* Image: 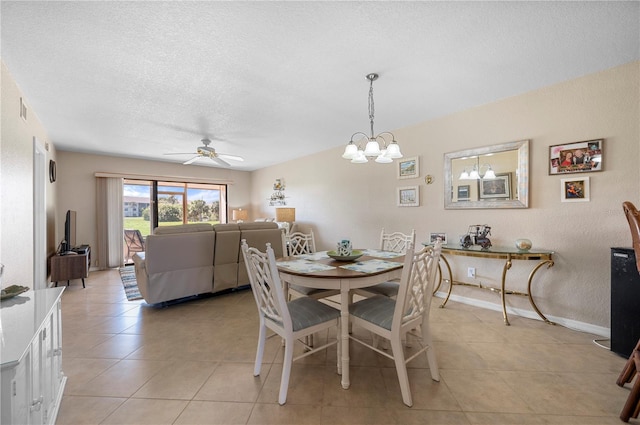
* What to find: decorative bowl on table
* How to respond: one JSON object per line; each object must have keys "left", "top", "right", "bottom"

{"left": 327, "top": 250, "right": 364, "bottom": 262}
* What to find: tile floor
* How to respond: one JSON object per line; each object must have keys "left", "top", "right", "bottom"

{"left": 55, "top": 269, "right": 637, "bottom": 424}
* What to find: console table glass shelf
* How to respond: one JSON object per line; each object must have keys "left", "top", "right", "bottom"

{"left": 424, "top": 243, "right": 555, "bottom": 326}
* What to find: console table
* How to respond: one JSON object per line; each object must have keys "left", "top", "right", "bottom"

{"left": 425, "top": 244, "right": 555, "bottom": 325}
{"left": 51, "top": 246, "right": 90, "bottom": 288}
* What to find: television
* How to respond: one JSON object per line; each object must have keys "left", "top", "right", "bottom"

{"left": 63, "top": 210, "right": 77, "bottom": 253}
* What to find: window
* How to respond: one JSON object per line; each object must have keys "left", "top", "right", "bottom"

{"left": 123, "top": 179, "right": 227, "bottom": 238}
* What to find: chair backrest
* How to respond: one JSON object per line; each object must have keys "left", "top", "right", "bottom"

{"left": 124, "top": 229, "right": 145, "bottom": 250}
{"left": 241, "top": 240, "right": 293, "bottom": 332}
{"left": 282, "top": 230, "right": 316, "bottom": 256}
{"left": 393, "top": 241, "right": 442, "bottom": 331}
{"left": 623, "top": 201, "right": 640, "bottom": 273}
{"left": 379, "top": 228, "right": 416, "bottom": 253}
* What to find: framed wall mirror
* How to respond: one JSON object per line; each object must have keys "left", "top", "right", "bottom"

{"left": 444, "top": 140, "right": 529, "bottom": 209}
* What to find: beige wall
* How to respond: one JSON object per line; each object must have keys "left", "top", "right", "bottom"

{"left": 252, "top": 61, "right": 640, "bottom": 332}
{"left": 1, "top": 62, "right": 57, "bottom": 288}
{"left": 55, "top": 151, "right": 252, "bottom": 269}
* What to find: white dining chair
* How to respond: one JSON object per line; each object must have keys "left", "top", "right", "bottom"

{"left": 241, "top": 240, "right": 340, "bottom": 405}
{"left": 282, "top": 230, "right": 340, "bottom": 346}
{"left": 283, "top": 230, "right": 340, "bottom": 299}
{"left": 348, "top": 241, "right": 442, "bottom": 407}
{"left": 282, "top": 229, "right": 317, "bottom": 256}
{"left": 354, "top": 228, "right": 416, "bottom": 299}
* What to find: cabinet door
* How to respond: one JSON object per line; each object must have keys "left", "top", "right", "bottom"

{"left": 41, "top": 315, "right": 55, "bottom": 424}
{"left": 9, "top": 355, "right": 30, "bottom": 425}
{"left": 29, "top": 331, "right": 44, "bottom": 425}
{"left": 51, "top": 301, "right": 63, "bottom": 398}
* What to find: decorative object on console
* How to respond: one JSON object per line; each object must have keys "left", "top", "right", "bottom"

{"left": 232, "top": 208, "right": 248, "bottom": 223}
{"left": 341, "top": 73, "right": 403, "bottom": 164}
{"left": 549, "top": 138, "right": 603, "bottom": 175}
{"left": 460, "top": 225, "right": 492, "bottom": 249}
{"left": 560, "top": 177, "right": 590, "bottom": 202}
{"left": 269, "top": 178, "right": 287, "bottom": 205}
{"left": 515, "top": 238, "right": 532, "bottom": 251}
{"left": 397, "top": 186, "right": 419, "bottom": 207}
{"left": 430, "top": 233, "right": 447, "bottom": 244}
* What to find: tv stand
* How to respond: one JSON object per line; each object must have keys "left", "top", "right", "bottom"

{"left": 51, "top": 245, "right": 90, "bottom": 288}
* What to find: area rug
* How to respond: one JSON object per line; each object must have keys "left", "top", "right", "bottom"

{"left": 119, "top": 265, "right": 143, "bottom": 301}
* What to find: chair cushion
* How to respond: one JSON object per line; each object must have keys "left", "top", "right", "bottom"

{"left": 286, "top": 297, "right": 340, "bottom": 332}
{"left": 363, "top": 281, "right": 399, "bottom": 297}
{"left": 350, "top": 295, "right": 395, "bottom": 330}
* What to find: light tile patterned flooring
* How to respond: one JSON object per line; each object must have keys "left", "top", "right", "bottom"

{"left": 55, "top": 269, "right": 637, "bottom": 424}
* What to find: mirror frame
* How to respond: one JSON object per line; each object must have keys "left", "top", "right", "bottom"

{"left": 444, "top": 139, "right": 529, "bottom": 209}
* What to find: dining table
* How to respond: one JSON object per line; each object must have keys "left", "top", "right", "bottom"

{"left": 276, "top": 249, "right": 404, "bottom": 390}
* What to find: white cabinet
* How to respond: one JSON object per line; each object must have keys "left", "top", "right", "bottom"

{"left": 1, "top": 287, "right": 66, "bottom": 425}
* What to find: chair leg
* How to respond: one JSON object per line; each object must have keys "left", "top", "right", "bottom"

{"left": 279, "top": 337, "right": 295, "bottom": 405}
{"left": 254, "top": 323, "right": 266, "bottom": 376}
{"left": 422, "top": 324, "right": 440, "bottom": 382}
{"left": 620, "top": 367, "right": 640, "bottom": 421}
{"left": 390, "top": 336, "right": 412, "bottom": 407}
{"left": 620, "top": 349, "right": 640, "bottom": 422}
{"left": 618, "top": 339, "right": 640, "bottom": 386}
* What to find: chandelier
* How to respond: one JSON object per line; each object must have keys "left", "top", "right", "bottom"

{"left": 341, "top": 73, "right": 403, "bottom": 164}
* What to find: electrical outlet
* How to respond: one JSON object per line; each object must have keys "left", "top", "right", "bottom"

{"left": 467, "top": 267, "right": 476, "bottom": 278}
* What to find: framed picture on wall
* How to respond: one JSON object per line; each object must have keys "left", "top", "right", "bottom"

{"left": 549, "top": 139, "right": 603, "bottom": 175}
{"left": 397, "top": 156, "right": 419, "bottom": 179}
{"left": 561, "top": 177, "right": 590, "bottom": 202}
{"left": 397, "top": 186, "right": 419, "bottom": 207}
{"left": 478, "top": 173, "right": 511, "bottom": 199}
{"left": 457, "top": 185, "right": 470, "bottom": 201}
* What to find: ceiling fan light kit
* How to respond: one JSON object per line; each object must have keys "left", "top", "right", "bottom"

{"left": 163, "top": 138, "right": 244, "bottom": 167}
{"left": 342, "top": 73, "right": 403, "bottom": 164}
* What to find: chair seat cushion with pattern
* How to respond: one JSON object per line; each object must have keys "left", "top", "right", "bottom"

{"left": 273, "top": 297, "right": 339, "bottom": 332}
{"left": 350, "top": 295, "right": 395, "bottom": 330}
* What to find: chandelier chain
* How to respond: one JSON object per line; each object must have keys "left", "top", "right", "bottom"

{"left": 368, "top": 79, "right": 375, "bottom": 137}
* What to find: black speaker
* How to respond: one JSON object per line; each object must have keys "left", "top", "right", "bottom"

{"left": 611, "top": 247, "right": 640, "bottom": 357}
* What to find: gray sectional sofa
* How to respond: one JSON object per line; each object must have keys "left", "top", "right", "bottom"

{"left": 132, "top": 222, "right": 284, "bottom": 304}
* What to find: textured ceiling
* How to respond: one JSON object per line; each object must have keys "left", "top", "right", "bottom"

{"left": 2, "top": 1, "right": 638, "bottom": 171}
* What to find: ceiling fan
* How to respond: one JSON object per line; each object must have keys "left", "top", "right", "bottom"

{"left": 164, "top": 138, "right": 244, "bottom": 167}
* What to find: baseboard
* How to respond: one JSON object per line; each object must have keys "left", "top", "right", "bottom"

{"left": 434, "top": 291, "right": 610, "bottom": 337}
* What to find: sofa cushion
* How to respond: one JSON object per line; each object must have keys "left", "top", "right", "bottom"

{"left": 238, "top": 222, "right": 278, "bottom": 230}
{"left": 153, "top": 223, "right": 213, "bottom": 235}
{"left": 213, "top": 223, "right": 240, "bottom": 232}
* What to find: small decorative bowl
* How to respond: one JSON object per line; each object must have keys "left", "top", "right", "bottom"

{"left": 327, "top": 250, "right": 364, "bottom": 262}
{"left": 515, "top": 238, "right": 532, "bottom": 251}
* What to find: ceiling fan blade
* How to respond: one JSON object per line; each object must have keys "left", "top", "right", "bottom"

{"left": 164, "top": 152, "right": 197, "bottom": 156}
{"left": 210, "top": 157, "right": 231, "bottom": 167}
{"left": 218, "top": 153, "right": 244, "bottom": 162}
{"left": 183, "top": 156, "right": 200, "bottom": 165}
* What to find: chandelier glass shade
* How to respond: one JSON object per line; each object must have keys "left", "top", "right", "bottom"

{"left": 459, "top": 163, "right": 496, "bottom": 180}
{"left": 342, "top": 73, "right": 403, "bottom": 164}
